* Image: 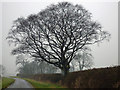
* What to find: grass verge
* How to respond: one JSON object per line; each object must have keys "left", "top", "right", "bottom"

{"left": 2, "top": 77, "right": 15, "bottom": 89}
{"left": 10, "top": 76, "right": 20, "bottom": 78}
{"left": 23, "top": 78, "right": 67, "bottom": 89}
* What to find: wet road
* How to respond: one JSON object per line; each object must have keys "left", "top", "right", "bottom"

{"left": 6, "top": 78, "right": 34, "bottom": 89}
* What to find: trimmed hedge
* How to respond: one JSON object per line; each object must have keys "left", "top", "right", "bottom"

{"left": 62, "top": 66, "right": 119, "bottom": 88}
{"left": 19, "top": 66, "right": 120, "bottom": 88}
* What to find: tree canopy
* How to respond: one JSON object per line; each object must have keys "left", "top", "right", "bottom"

{"left": 7, "top": 2, "right": 110, "bottom": 76}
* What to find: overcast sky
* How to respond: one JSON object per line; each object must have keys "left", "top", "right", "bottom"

{"left": 1, "top": 0, "right": 118, "bottom": 76}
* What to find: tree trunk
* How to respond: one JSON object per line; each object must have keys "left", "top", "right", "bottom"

{"left": 61, "top": 67, "right": 69, "bottom": 77}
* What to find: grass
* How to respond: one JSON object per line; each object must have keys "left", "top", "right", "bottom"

{"left": 2, "top": 77, "right": 15, "bottom": 89}
{"left": 23, "top": 78, "right": 67, "bottom": 89}
{"left": 10, "top": 76, "right": 20, "bottom": 78}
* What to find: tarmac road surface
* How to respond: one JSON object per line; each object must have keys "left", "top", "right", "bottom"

{"left": 6, "top": 78, "right": 34, "bottom": 90}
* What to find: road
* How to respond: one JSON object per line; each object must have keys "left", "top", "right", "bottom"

{"left": 6, "top": 78, "right": 34, "bottom": 89}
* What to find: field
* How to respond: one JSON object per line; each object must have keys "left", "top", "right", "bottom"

{"left": 2, "top": 77, "right": 15, "bottom": 89}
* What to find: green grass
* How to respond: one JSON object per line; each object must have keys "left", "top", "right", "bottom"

{"left": 2, "top": 77, "right": 15, "bottom": 89}
{"left": 23, "top": 78, "right": 67, "bottom": 89}
{"left": 10, "top": 76, "right": 20, "bottom": 78}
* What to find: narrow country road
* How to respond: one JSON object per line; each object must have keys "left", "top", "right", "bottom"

{"left": 6, "top": 78, "right": 34, "bottom": 89}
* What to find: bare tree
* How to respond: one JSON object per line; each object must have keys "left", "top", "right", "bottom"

{"left": 71, "top": 47, "right": 93, "bottom": 71}
{"left": 16, "top": 55, "right": 58, "bottom": 74}
{"left": 16, "top": 54, "right": 29, "bottom": 67}
{"left": 17, "top": 60, "right": 58, "bottom": 75}
{"left": 0, "top": 65, "right": 6, "bottom": 76}
{"left": 7, "top": 2, "right": 110, "bottom": 76}
{"left": 69, "top": 62, "right": 75, "bottom": 72}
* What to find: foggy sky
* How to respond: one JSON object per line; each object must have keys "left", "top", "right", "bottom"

{"left": 1, "top": 0, "right": 118, "bottom": 75}
{"left": 0, "top": 3, "right": 2, "bottom": 64}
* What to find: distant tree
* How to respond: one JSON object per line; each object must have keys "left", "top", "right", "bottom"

{"left": 18, "top": 61, "right": 58, "bottom": 75}
{"left": 70, "top": 47, "right": 93, "bottom": 71}
{"left": 16, "top": 55, "right": 58, "bottom": 74}
{"left": 38, "top": 61, "right": 58, "bottom": 74}
{"left": 7, "top": 2, "right": 110, "bottom": 76}
{"left": 69, "top": 62, "right": 75, "bottom": 72}
{"left": 0, "top": 65, "right": 6, "bottom": 76}
{"left": 16, "top": 54, "right": 29, "bottom": 67}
